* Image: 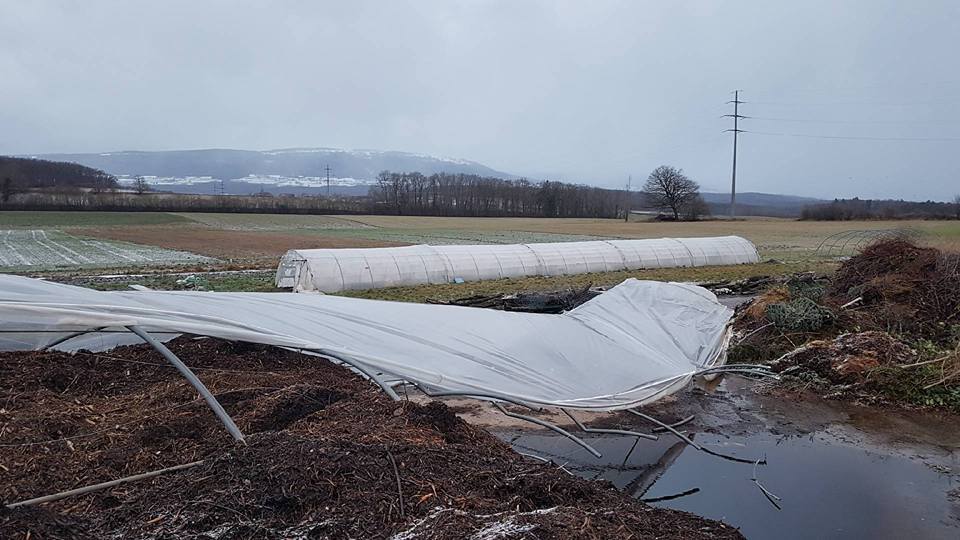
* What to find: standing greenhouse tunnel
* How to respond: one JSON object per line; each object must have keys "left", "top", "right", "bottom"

{"left": 275, "top": 235, "right": 761, "bottom": 292}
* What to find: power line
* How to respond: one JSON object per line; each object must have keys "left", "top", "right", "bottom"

{"left": 745, "top": 130, "right": 960, "bottom": 141}
{"left": 746, "top": 116, "right": 952, "bottom": 125}
{"left": 748, "top": 98, "right": 960, "bottom": 107}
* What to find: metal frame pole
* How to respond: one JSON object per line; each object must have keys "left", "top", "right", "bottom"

{"left": 41, "top": 327, "right": 106, "bottom": 351}
{"left": 493, "top": 402, "right": 602, "bottom": 458}
{"left": 561, "top": 409, "right": 658, "bottom": 441}
{"left": 305, "top": 349, "right": 401, "bottom": 401}
{"left": 126, "top": 325, "right": 245, "bottom": 443}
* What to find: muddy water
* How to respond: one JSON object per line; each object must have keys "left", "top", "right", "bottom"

{"left": 494, "top": 385, "right": 960, "bottom": 539}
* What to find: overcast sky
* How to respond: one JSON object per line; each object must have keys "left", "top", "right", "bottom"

{"left": 2, "top": 1, "right": 958, "bottom": 200}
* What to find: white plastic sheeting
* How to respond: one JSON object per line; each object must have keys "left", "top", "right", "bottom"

{"left": 275, "top": 236, "right": 760, "bottom": 292}
{"left": 0, "top": 275, "right": 733, "bottom": 410}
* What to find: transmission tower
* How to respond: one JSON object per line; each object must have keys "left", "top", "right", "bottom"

{"left": 325, "top": 165, "right": 332, "bottom": 197}
{"left": 624, "top": 175, "right": 632, "bottom": 222}
{"left": 724, "top": 90, "right": 746, "bottom": 219}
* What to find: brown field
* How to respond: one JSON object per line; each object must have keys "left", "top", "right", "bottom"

{"left": 78, "top": 215, "right": 960, "bottom": 264}
{"left": 85, "top": 226, "right": 404, "bottom": 262}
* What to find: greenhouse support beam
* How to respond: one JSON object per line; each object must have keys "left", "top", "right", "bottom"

{"left": 126, "top": 325, "right": 245, "bottom": 443}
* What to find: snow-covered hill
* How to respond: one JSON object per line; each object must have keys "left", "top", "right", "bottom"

{"left": 31, "top": 147, "right": 514, "bottom": 195}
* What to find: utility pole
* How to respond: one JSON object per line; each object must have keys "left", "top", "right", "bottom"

{"left": 324, "top": 165, "right": 332, "bottom": 197}
{"left": 724, "top": 90, "right": 745, "bottom": 219}
{"left": 624, "top": 175, "right": 632, "bottom": 222}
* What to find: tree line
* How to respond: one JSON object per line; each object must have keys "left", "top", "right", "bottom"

{"left": 0, "top": 156, "right": 117, "bottom": 201}
{"left": 1, "top": 154, "right": 716, "bottom": 220}
{"left": 0, "top": 191, "right": 367, "bottom": 214}
{"left": 372, "top": 171, "right": 641, "bottom": 218}
{"left": 800, "top": 197, "right": 960, "bottom": 220}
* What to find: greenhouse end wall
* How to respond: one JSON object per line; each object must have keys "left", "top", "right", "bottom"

{"left": 275, "top": 235, "right": 760, "bottom": 293}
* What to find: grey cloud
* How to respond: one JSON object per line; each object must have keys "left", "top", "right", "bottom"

{"left": 1, "top": 0, "right": 958, "bottom": 199}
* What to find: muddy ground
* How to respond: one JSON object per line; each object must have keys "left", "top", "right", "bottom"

{"left": 0, "top": 338, "right": 742, "bottom": 539}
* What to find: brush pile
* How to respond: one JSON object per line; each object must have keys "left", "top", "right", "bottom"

{"left": 828, "top": 239, "right": 960, "bottom": 342}
{"left": 1, "top": 338, "right": 742, "bottom": 539}
{"left": 734, "top": 239, "right": 960, "bottom": 410}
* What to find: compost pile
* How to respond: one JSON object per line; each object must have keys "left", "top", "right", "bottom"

{"left": 733, "top": 239, "right": 960, "bottom": 409}
{"left": 0, "top": 339, "right": 742, "bottom": 539}
{"left": 828, "top": 239, "right": 960, "bottom": 341}
{"left": 767, "top": 332, "right": 915, "bottom": 385}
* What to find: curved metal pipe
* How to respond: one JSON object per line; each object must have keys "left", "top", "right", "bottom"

{"left": 127, "top": 325, "right": 244, "bottom": 443}
{"left": 41, "top": 326, "right": 107, "bottom": 351}
{"left": 627, "top": 408, "right": 763, "bottom": 465}
{"left": 562, "top": 409, "right": 658, "bottom": 441}
{"left": 651, "top": 414, "right": 695, "bottom": 433}
{"left": 493, "top": 402, "right": 602, "bottom": 458}
{"left": 304, "top": 348, "right": 401, "bottom": 401}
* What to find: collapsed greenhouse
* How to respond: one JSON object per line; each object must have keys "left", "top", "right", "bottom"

{"left": 0, "top": 276, "right": 737, "bottom": 417}
{"left": 275, "top": 235, "right": 760, "bottom": 292}
{"left": 0, "top": 273, "right": 766, "bottom": 535}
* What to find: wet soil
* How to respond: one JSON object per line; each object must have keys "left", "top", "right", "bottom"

{"left": 1, "top": 338, "right": 742, "bottom": 539}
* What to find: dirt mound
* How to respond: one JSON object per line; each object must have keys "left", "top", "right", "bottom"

{"left": 826, "top": 239, "right": 960, "bottom": 342}
{"left": 1, "top": 338, "right": 741, "bottom": 539}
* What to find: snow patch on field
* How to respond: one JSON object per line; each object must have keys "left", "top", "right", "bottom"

{"left": 0, "top": 230, "right": 215, "bottom": 269}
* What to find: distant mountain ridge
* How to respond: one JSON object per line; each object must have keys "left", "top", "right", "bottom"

{"left": 19, "top": 148, "right": 824, "bottom": 216}
{"left": 28, "top": 148, "right": 515, "bottom": 182}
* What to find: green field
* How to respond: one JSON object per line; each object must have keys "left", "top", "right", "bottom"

{"left": 337, "top": 260, "right": 830, "bottom": 303}
{"left": 0, "top": 211, "right": 190, "bottom": 228}
{"left": 173, "top": 213, "right": 373, "bottom": 231}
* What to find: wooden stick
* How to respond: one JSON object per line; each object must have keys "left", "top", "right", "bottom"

{"left": 5, "top": 460, "right": 205, "bottom": 509}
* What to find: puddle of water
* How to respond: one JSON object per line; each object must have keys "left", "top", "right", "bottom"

{"left": 499, "top": 428, "right": 959, "bottom": 539}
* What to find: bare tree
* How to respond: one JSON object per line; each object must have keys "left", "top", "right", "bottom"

{"left": 642, "top": 165, "right": 701, "bottom": 220}
{"left": 954, "top": 194, "right": 960, "bottom": 219}
{"left": 683, "top": 194, "right": 711, "bottom": 221}
{"left": 1, "top": 177, "right": 15, "bottom": 203}
{"left": 133, "top": 175, "right": 150, "bottom": 195}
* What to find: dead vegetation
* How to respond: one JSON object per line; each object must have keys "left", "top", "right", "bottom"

{"left": 0, "top": 338, "right": 742, "bottom": 539}
{"left": 733, "top": 239, "right": 960, "bottom": 411}
{"left": 828, "top": 239, "right": 960, "bottom": 341}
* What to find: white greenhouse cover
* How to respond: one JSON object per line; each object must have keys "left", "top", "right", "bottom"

{"left": 0, "top": 275, "right": 732, "bottom": 410}
{"left": 276, "top": 236, "right": 759, "bottom": 293}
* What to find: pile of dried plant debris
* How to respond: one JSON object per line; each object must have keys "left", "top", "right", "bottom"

{"left": 733, "top": 239, "right": 960, "bottom": 411}
{"left": 1, "top": 338, "right": 743, "bottom": 539}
